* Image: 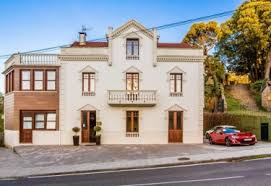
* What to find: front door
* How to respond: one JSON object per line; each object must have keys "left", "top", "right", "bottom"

{"left": 261, "top": 123, "right": 269, "bottom": 141}
{"left": 20, "top": 112, "right": 33, "bottom": 143}
{"left": 168, "top": 111, "right": 183, "bottom": 143}
{"left": 81, "top": 111, "right": 96, "bottom": 143}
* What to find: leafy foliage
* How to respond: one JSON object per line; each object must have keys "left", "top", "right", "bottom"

{"left": 216, "top": 0, "right": 271, "bottom": 81}
{"left": 183, "top": 21, "right": 221, "bottom": 55}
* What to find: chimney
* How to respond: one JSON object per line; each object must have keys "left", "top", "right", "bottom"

{"left": 106, "top": 26, "right": 113, "bottom": 41}
{"left": 79, "top": 31, "right": 87, "bottom": 45}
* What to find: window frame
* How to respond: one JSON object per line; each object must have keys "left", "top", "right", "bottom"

{"left": 126, "top": 73, "right": 139, "bottom": 91}
{"left": 46, "top": 70, "right": 56, "bottom": 91}
{"left": 34, "top": 70, "right": 45, "bottom": 91}
{"left": 21, "top": 111, "right": 57, "bottom": 131}
{"left": 126, "top": 111, "right": 139, "bottom": 134}
{"left": 170, "top": 73, "right": 183, "bottom": 96}
{"left": 126, "top": 38, "right": 139, "bottom": 60}
{"left": 20, "top": 70, "right": 31, "bottom": 91}
{"left": 5, "top": 70, "right": 14, "bottom": 94}
{"left": 82, "top": 72, "right": 95, "bottom": 96}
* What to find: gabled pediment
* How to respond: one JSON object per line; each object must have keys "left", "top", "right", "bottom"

{"left": 77, "top": 104, "right": 99, "bottom": 111}
{"left": 165, "top": 104, "right": 187, "bottom": 112}
{"left": 123, "top": 66, "right": 142, "bottom": 74}
{"left": 111, "top": 20, "right": 153, "bottom": 39}
{"left": 79, "top": 65, "right": 98, "bottom": 73}
{"left": 167, "top": 66, "right": 186, "bottom": 74}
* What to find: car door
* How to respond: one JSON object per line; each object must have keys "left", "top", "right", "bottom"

{"left": 214, "top": 128, "right": 224, "bottom": 143}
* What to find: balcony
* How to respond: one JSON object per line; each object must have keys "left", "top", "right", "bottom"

{"left": 108, "top": 90, "right": 157, "bottom": 106}
{"left": 20, "top": 54, "right": 59, "bottom": 66}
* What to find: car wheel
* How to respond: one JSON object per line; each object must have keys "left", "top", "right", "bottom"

{"left": 225, "top": 138, "right": 232, "bottom": 147}
{"left": 206, "top": 134, "right": 210, "bottom": 140}
{"left": 209, "top": 137, "right": 214, "bottom": 145}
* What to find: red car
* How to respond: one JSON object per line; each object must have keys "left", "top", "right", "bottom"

{"left": 209, "top": 127, "right": 257, "bottom": 146}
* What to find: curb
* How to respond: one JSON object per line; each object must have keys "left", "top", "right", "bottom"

{"left": 2, "top": 154, "right": 271, "bottom": 180}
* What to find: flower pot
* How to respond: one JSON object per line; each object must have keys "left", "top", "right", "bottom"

{"left": 96, "top": 136, "right": 101, "bottom": 145}
{"left": 73, "top": 136, "right": 79, "bottom": 146}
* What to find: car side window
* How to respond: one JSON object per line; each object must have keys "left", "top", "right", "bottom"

{"left": 215, "top": 128, "right": 223, "bottom": 133}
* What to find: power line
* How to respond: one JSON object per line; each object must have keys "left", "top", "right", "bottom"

{"left": 0, "top": 10, "right": 235, "bottom": 60}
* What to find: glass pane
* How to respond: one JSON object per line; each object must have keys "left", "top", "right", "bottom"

{"left": 82, "top": 112, "right": 87, "bottom": 128}
{"left": 168, "top": 112, "right": 174, "bottom": 129}
{"left": 176, "top": 112, "right": 182, "bottom": 130}
{"left": 170, "top": 80, "right": 175, "bottom": 93}
{"left": 126, "top": 78, "right": 132, "bottom": 90}
{"left": 126, "top": 112, "right": 132, "bottom": 132}
{"left": 133, "top": 79, "right": 139, "bottom": 90}
{"left": 133, "top": 42, "right": 139, "bottom": 56}
{"left": 22, "top": 71, "right": 30, "bottom": 80}
{"left": 23, "top": 116, "right": 32, "bottom": 122}
{"left": 23, "top": 121, "right": 32, "bottom": 129}
{"left": 35, "top": 114, "right": 45, "bottom": 121}
{"left": 176, "top": 79, "right": 181, "bottom": 92}
{"left": 35, "top": 71, "right": 43, "bottom": 81}
{"left": 83, "top": 78, "right": 89, "bottom": 92}
{"left": 90, "top": 78, "right": 95, "bottom": 92}
{"left": 22, "top": 81, "right": 30, "bottom": 90}
{"left": 47, "top": 81, "right": 55, "bottom": 90}
{"left": 35, "top": 121, "right": 45, "bottom": 129}
{"left": 47, "top": 113, "right": 56, "bottom": 121}
{"left": 47, "top": 121, "right": 56, "bottom": 129}
{"left": 47, "top": 71, "right": 56, "bottom": 80}
{"left": 133, "top": 112, "right": 139, "bottom": 132}
{"left": 34, "top": 81, "right": 43, "bottom": 90}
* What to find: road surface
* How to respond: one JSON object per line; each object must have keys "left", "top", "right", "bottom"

{"left": 2, "top": 158, "right": 271, "bottom": 186}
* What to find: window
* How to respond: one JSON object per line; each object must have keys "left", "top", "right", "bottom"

{"left": 126, "top": 73, "right": 139, "bottom": 91}
{"left": 170, "top": 73, "right": 183, "bottom": 96}
{"left": 126, "top": 39, "right": 139, "bottom": 60}
{"left": 22, "top": 113, "right": 32, "bottom": 129}
{"left": 34, "top": 71, "right": 44, "bottom": 90}
{"left": 21, "top": 70, "right": 31, "bottom": 90}
{"left": 21, "top": 111, "right": 57, "bottom": 130}
{"left": 5, "top": 70, "right": 14, "bottom": 93}
{"left": 47, "top": 113, "right": 56, "bottom": 129}
{"left": 82, "top": 72, "right": 95, "bottom": 96}
{"left": 35, "top": 113, "right": 45, "bottom": 129}
{"left": 126, "top": 111, "right": 139, "bottom": 136}
{"left": 168, "top": 111, "right": 183, "bottom": 130}
{"left": 46, "top": 71, "right": 56, "bottom": 90}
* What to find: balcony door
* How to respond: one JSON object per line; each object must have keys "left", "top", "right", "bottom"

{"left": 168, "top": 111, "right": 183, "bottom": 143}
{"left": 126, "top": 73, "right": 139, "bottom": 101}
{"left": 81, "top": 111, "right": 96, "bottom": 143}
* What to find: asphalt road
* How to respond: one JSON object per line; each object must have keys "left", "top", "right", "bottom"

{"left": 2, "top": 158, "right": 271, "bottom": 186}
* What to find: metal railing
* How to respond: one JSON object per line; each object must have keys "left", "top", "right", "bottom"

{"left": 108, "top": 90, "right": 157, "bottom": 106}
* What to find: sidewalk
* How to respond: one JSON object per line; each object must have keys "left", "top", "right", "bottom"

{"left": 1, "top": 142, "right": 271, "bottom": 178}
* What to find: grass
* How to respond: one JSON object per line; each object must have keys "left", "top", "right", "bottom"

{"left": 227, "top": 110, "right": 271, "bottom": 118}
{"left": 224, "top": 92, "right": 244, "bottom": 111}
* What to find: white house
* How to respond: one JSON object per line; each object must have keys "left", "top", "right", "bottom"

{"left": 3, "top": 20, "right": 204, "bottom": 147}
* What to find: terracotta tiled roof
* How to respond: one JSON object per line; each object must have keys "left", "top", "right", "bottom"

{"left": 157, "top": 42, "right": 195, "bottom": 49}
{"left": 71, "top": 41, "right": 108, "bottom": 47}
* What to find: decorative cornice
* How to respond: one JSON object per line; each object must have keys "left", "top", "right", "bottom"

{"left": 59, "top": 55, "right": 108, "bottom": 62}
{"left": 157, "top": 55, "right": 205, "bottom": 63}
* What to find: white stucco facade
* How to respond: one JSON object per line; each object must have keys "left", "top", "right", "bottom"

{"left": 58, "top": 20, "right": 204, "bottom": 145}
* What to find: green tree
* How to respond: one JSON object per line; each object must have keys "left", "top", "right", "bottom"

{"left": 183, "top": 21, "right": 221, "bottom": 55}
{"left": 216, "top": 0, "right": 271, "bottom": 81}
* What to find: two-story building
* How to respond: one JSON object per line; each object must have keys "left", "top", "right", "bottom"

{"left": 3, "top": 20, "right": 204, "bottom": 147}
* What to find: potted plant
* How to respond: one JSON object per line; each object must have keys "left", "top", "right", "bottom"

{"left": 72, "top": 127, "right": 80, "bottom": 146}
{"left": 93, "top": 124, "right": 101, "bottom": 145}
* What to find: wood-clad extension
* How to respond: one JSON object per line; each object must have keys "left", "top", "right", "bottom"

{"left": 4, "top": 66, "right": 59, "bottom": 143}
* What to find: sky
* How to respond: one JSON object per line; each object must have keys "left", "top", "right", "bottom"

{"left": 0, "top": 0, "right": 244, "bottom": 93}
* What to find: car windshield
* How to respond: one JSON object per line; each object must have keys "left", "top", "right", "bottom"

{"left": 223, "top": 128, "right": 240, "bottom": 134}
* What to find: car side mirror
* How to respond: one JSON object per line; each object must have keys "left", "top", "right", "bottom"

{"left": 219, "top": 132, "right": 223, "bottom": 135}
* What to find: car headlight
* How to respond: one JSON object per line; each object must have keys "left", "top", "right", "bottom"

{"left": 251, "top": 135, "right": 256, "bottom": 138}
{"left": 231, "top": 135, "right": 239, "bottom": 139}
